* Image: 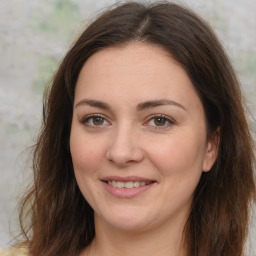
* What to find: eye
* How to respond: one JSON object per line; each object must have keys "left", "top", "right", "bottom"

{"left": 146, "top": 114, "right": 175, "bottom": 129}
{"left": 152, "top": 117, "right": 168, "bottom": 126}
{"left": 82, "top": 114, "right": 110, "bottom": 128}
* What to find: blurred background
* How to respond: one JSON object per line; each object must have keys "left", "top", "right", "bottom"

{"left": 0, "top": 0, "right": 256, "bottom": 252}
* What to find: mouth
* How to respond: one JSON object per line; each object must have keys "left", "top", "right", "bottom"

{"left": 106, "top": 180, "right": 154, "bottom": 189}
{"left": 101, "top": 176, "right": 156, "bottom": 198}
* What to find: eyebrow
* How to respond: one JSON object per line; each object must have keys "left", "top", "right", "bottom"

{"left": 137, "top": 99, "right": 186, "bottom": 111}
{"left": 75, "top": 99, "right": 186, "bottom": 111}
{"left": 75, "top": 99, "right": 111, "bottom": 109}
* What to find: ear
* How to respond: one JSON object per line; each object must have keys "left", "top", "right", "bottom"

{"left": 203, "top": 127, "right": 220, "bottom": 172}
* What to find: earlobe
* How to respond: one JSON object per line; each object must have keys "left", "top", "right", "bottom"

{"left": 203, "top": 127, "right": 220, "bottom": 172}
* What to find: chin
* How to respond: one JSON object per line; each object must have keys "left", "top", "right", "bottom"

{"left": 96, "top": 208, "right": 155, "bottom": 232}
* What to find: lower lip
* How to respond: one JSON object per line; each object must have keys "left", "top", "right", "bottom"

{"left": 102, "top": 181, "right": 156, "bottom": 199}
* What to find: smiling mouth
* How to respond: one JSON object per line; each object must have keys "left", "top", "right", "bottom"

{"left": 102, "top": 178, "right": 156, "bottom": 198}
{"left": 106, "top": 180, "right": 154, "bottom": 189}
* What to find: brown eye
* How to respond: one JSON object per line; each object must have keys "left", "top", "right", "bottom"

{"left": 82, "top": 115, "right": 110, "bottom": 128}
{"left": 93, "top": 117, "right": 104, "bottom": 125}
{"left": 154, "top": 117, "right": 167, "bottom": 126}
{"left": 147, "top": 114, "right": 174, "bottom": 130}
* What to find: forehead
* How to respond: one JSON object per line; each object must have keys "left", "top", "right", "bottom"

{"left": 78, "top": 43, "right": 179, "bottom": 83}
{"left": 75, "top": 42, "right": 201, "bottom": 111}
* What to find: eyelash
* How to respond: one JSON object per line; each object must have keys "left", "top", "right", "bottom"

{"left": 145, "top": 114, "right": 175, "bottom": 130}
{"left": 81, "top": 114, "right": 110, "bottom": 128}
{"left": 81, "top": 114, "right": 175, "bottom": 129}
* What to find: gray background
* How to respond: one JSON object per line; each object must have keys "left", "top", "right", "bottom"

{"left": 1, "top": 0, "right": 256, "bottom": 252}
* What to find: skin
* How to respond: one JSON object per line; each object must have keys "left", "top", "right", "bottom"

{"left": 70, "top": 42, "right": 219, "bottom": 256}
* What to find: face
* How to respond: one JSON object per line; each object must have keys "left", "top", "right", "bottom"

{"left": 70, "top": 43, "right": 218, "bottom": 232}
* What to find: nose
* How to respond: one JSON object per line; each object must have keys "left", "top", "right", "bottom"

{"left": 105, "top": 124, "right": 144, "bottom": 167}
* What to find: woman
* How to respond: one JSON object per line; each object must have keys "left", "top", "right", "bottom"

{"left": 2, "top": 1, "right": 255, "bottom": 256}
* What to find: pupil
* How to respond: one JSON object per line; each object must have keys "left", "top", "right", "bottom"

{"left": 93, "top": 117, "right": 104, "bottom": 125}
{"left": 154, "top": 118, "right": 166, "bottom": 126}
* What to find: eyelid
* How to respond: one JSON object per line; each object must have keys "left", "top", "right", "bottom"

{"left": 144, "top": 114, "right": 175, "bottom": 129}
{"left": 81, "top": 113, "right": 111, "bottom": 128}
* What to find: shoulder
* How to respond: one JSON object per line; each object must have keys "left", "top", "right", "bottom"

{"left": 0, "top": 244, "right": 30, "bottom": 256}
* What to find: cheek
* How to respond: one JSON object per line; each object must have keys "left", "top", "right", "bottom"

{"left": 146, "top": 133, "right": 207, "bottom": 177}
{"left": 70, "top": 130, "right": 107, "bottom": 206}
{"left": 70, "top": 129, "right": 106, "bottom": 175}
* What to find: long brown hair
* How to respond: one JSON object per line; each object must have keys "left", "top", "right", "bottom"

{"left": 19, "top": 1, "right": 256, "bottom": 255}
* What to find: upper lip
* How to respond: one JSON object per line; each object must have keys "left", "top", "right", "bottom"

{"left": 101, "top": 176, "right": 156, "bottom": 182}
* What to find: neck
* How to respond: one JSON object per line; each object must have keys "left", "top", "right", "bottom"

{"left": 83, "top": 213, "right": 188, "bottom": 256}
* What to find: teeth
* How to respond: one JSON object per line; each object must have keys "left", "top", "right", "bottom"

{"left": 124, "top": 181, "right": 133, "bottom": 189}
{"left": 107, "top": 180, "right": 152, "bottom": 188}
{"left": 133, "top": 181, "right": 140, "bottom": 188}
{"left": 117, "top": 181, "right": 124, "bottom": 188}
